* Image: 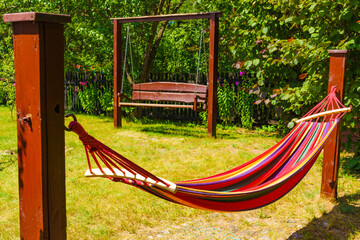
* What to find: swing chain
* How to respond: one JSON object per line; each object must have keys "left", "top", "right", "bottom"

{"left": 121, "top": 25, "right": 130, "bottom": 94}
{"left": 195, "top": 20, "right": 205, "bottom": 94}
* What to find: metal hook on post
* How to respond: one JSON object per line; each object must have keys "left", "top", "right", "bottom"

{"left": 64, "top": 113, "right": 77, "bottom": 131}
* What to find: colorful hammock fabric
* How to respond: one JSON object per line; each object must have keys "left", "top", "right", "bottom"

{"left": 68, "top": 87, "right": 350, "bottom": 212}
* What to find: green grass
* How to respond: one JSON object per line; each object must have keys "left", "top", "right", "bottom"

{"left": 1, "top": 106, "right": 360, "bottom": 239}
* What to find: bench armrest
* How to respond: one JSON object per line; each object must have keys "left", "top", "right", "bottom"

{"left": 118, "top": 93, "right": 135, "bottom": 102}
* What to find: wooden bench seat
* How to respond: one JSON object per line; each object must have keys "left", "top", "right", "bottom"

{"left": 119, "top": 82, "right": 208, "bottom": 111}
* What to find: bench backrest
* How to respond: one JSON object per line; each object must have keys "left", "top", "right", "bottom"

{"left": 132, "top": 82, "right": 207, "bottom": 103}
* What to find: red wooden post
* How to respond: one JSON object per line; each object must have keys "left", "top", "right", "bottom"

{"left": 321, "top": 49, "right": 348, "bottom": 200}
{"left": 113, "top": 20, "right": 122, "bottom": 127}
{"left": 3, "top": 12, "right": 70, "bottom": 239}
{"left": 207, "top": 13, "right": 220, "bottom": 137}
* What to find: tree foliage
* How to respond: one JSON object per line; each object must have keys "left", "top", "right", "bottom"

{"left": 0, "top": 0, "right": 186, "bottom": 75}
{"left": 1, "top": 0, "right": 360, "bottom": 148}
{"left": 196, "top": 0, "right": 360, "bottom": 143}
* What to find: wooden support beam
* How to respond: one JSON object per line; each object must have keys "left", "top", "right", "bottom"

{"left": 3, "top": 12, "right": 70, "bottom": 239}
{"left": 321, "top": 49, "right": 348, "bottom": 200}
{"left": 114, "top": 21, "right": 122, "bottom": 127}
{"left": 207, "top": 13, "right": 220, "bottom": 137}
{"left": 111, "top": 11, "right": 222, "bottom": 23}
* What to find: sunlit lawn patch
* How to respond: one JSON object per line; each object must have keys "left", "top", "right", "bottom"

{"left": 1, "top": 106, "right": 359, "bottom": 239}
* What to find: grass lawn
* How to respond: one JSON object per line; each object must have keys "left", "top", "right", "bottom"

{"left": 1, "top": 105, "right": 360, "bottom": 239}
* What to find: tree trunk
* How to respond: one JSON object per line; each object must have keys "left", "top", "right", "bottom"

{"left": 139, "top": 0, "right": 186, "bottom": 83}
{"left": 134, "top": 0, "right": 185, "bottom": 118}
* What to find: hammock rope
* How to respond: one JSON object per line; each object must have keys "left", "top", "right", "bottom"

{"left": 68, "top": 121, "right": 173, "bottom": 189}
{"left": 68, "top": 88, "right": 350, "bottom": 212}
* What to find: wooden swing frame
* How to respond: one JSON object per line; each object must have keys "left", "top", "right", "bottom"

{"left": 111, "top": 12, "right": 222, "bottom": 137}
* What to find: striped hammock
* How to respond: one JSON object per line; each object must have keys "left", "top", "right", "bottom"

{"left": 68, "top": 87, "right": 350, "bottom": 212}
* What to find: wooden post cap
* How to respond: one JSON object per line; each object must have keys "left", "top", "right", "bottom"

{"left": 3, "top": 12, "right": 71, "bottom": 23}
{"left": 328, "top": 49, "right": 348, "bottom": 55}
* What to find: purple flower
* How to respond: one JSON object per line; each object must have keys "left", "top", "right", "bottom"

{"left": 75, "top": 86, "right": 78, "bottom": 92}
{"left": 239, "top": 71, "right": 245, "bottom": 77}
{"left": 217, "top": 78, "right": 220, "bottom": 83}
{"left": 235, "top": 82, "right": 240, "bottom": 87}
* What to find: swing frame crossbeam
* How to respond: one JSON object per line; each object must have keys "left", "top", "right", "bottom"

{"left": 112, "top": 12, "right": 222, "bottom": 137}
{"left": 3, "top": 10, "right": 347, "bottom": 240}
{"left": 111, "top": 12, "right": 222, "bottom": 23}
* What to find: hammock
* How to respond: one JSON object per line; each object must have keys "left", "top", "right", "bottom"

{"left": 68, "top": 87, "right": 350, "bottom": 212}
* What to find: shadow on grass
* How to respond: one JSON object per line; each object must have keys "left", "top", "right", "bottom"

{"left": 138, "top": 125, "right": 283, "bottom": 141}
{"left": 288, "top": 192, "right": 360, "bottom": 239}
{"left": 138, "top": 124, "right": 258, "bottom": 139}
{"left": 139, "top": 125, "right": 209, "bottom": 138}
{"left": 341, "top": 155, "right": 360, "bottom": 180}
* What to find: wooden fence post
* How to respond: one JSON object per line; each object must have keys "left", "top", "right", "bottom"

{"left": 3, "top": 12, "right": 70, "bottom": 239}
{"left": 321, "top": 49, "right": 348, "bottom": 200}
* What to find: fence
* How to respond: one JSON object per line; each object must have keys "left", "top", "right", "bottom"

{"left": 65, "top": 71, "right": 111, "bottom": 113}
{"left": 64, "top": 71, "right": 279, "bottom": 124}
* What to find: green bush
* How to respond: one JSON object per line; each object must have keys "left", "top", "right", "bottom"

{"left": 77, "top": 82, "right": 99, "bottom": 115}
{"left": 99, "top": 85, "right": 114, "bottom": 116}
{"left": 237, "top": 76, "right": 256, "bottom": 129}
{"left": 217, "top": 75, "right": 257, "bottom": 129}
{"left": 217, "top": 81, "right": 236, "bottom": 125}
{"left": 0, "top": 80, "right": 16, "bottom": 118}
{"left": 0, "top": 81, "right": 7, "bottom": 105}
{"left": 77, "top": 81, "right": 114, "bottom": 116}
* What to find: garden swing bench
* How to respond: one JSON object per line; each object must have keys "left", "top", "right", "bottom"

{"left": 112, "top": 12, "right": 222, "bottom": 137}
{"left": 119, "top": 82, "right": 208, "bottom": 111}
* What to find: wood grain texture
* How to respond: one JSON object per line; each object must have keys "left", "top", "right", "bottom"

{"left": 132, "top": 91, "right": 206, "bottom": 103}
{"left": 321, "top": 50, "right": 348, "bottom": 200}
{"left": 113, "top": 21, "right": 122, "bottom": 127}
{"left": 8, "top": 13, "right": 68, "bottom": 239}
{"left": 119, "top": 102, "right": 194, "bottom": 109}
{"left": 111, "top": 12, "right": 222, "bottom": 23}
{"left": 133, "top": 82, "right": 207, "bottom": 93}
{"left": 207, "top": 13, "right": 219, "bottom": 137}
{"left": 4, "top": 12, "right": 70, "bottom": 23}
